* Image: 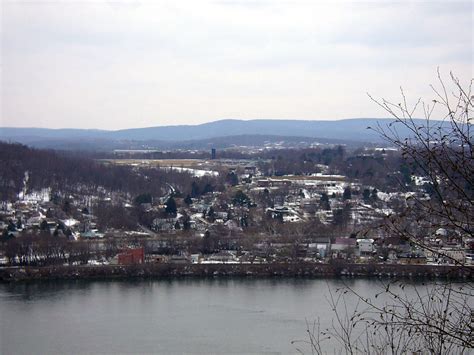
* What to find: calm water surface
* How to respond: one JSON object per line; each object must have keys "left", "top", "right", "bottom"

{"left": 0, "top": 278, "right": 411, "bottom": 354}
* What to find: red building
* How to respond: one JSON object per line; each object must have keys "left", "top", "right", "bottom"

{"left": 118, "top": 247, "right": 145, "bottom": 265}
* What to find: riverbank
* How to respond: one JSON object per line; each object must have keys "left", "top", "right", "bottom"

{"left": 0, "top": 262, "right": 472, "bottom": 282}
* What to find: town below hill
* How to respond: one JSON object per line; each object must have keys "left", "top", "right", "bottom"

{"left": 0, "top": 140, "right": 472, "bottom": 279}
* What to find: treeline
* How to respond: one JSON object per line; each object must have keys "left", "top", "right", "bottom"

{"left": 112, "top": 146, "right": 405, "bottom": 189}
{"left": 2, "top": 231, "right": 99, "bottom": 266}
{"left": 110, "top": 146, "right": 349, "bottom": 175}
{"left": 0, "top": 141, "right": 407, "bottom": 203}
{"left": 0, "top": 142, "right": 214, "bottom": 201}
{"left": 251, "top": 147, "right": 405, "bottom": 189}
{"left": 255, "top": 146, "right": 346, "bottom": 175}
{"left": 94, "top": 146, "right": 348, "bottom": 162}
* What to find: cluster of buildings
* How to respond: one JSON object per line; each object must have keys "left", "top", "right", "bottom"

{"left": 1, "top": 158, "right": 472, "bottom": 268}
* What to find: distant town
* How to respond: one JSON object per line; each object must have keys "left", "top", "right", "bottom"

{"left": 0, "top": 139, "right": 472, "bottom": 279}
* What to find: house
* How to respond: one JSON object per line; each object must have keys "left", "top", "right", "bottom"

{"left": 357, "top": 238, "right": 375, "bottom": 256}
{"left": 192, "top": 203, "right": 211, "bottom": 214}
{"left": 315, "top": 210, "right": 333, "bottom": 224}
{"left": 61, "top": 218, "right": 79, "bottom": 228}
{"left": 170, "top": 254, "right": 191, "bottom": 264}
{"left": 81, "top": 229, "right": 103, "bottom": 239}
{"left": 377, "top": 236, "right": 410, "bottom": 254}
{"left": 331, "top": 237, "right": 357, "bottom": 259}
{"left": 308, "top": 237, "right": 331, "bottom": 258}
{"left": 398, "top": 252, "right": 427, "bottom": 265}
{"left": 153, "top": 217, "right": 177, "bottom": 231}
{"left": 26, "top": 211, "right": 44, "bottom": 227}
{"left": 266, "top": 206, "right": 300, "bottom": 222}
{"left": 244, "top": 166, "right": 257, "bottom": 175}
{"left": 150, "top": 255, "right": 169, "bottom": 263}
{"left": 465, "top": 251, "right": 474, "bottom": 265}
{"left": 387, "top": 249, "right": 398, "bottom": 262}
{"left": 257, "top": 179, "right": 271, "bottom": 187}
{"left": 191, "top": 254, "right": 202, "bottom": 264}
{"left": 283, "top": 214, "right": 302, "bottom": 223}
{"left": 207, "top": 250, "right": 237, "bottom": 263}
{"left": 215, "top": 211, "right": 228, "bottom": 220}
{"left": 425, "top": 248, "right": 465, "bottom": 265}
{"left": 117, "top": 247, "right": 145, "bottom": 265}
{"left": 257, "top": 179, "right": 292, "bottom": 188}
{"left": 331, "top": 237, "right": 357, "bottom": 251}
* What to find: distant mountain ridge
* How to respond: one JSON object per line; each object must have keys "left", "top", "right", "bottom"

{"left": 2, "top": 118, "right": 396, "bottom": 139}
{"left": 110, "top": 118, "right": 389, "bottom": 141}
{"left": 0, "top": 118, "right": 435, "bottom": 150}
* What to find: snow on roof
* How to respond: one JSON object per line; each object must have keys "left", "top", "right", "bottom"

{"left": 62, "top": 218, "right": 79, "bottom": 227}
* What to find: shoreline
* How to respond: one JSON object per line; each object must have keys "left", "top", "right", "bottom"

{"left": 1, "top": 262, "right": 472, "bottom": 282}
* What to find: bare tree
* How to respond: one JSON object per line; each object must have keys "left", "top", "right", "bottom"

{"left": 300, "top": 71, "right": 473, "bottom": 353}
{"left": 368, "top": 70, "right": 473, "bottom": 266}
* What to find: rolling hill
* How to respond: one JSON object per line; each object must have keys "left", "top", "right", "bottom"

{"left": 0, "top": 118, "right": 429, "bottom": 150}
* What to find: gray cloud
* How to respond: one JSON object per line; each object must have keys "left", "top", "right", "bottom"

{"left": 1, "top": 0, "right": 472, "bottom": 129}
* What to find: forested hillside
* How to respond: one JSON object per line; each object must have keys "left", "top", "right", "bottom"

{"left": 0, "top": 142, "right": 202, "bottom": 201}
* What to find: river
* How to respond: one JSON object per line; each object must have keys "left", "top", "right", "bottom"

{"left": 0, "top": 278, "right": 434, "bottom": 354}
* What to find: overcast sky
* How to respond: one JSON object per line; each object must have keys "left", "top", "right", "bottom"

{"left": 1, "top": 0, "right": 472, "bottom": 129}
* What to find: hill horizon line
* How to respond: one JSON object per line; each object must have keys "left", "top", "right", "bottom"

{"left": 1, "top": 117, "right": 438, "bottom": 150}
{"left": 1, "top": 117, "right": 400, "bottom": 131}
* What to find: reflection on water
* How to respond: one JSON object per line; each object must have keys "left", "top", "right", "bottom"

{"left": 0, "top": 278, "right": 428, "bottom": 354}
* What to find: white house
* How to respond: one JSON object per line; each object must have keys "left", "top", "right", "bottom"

{"left": 357, "top": 238, "right": 375, "bottom": 255}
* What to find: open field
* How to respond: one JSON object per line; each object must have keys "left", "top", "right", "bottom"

{"left": 97, "top": 158, "right": 264, "bottom": 171}
{"left": 280, "top": 174, "right": 346, "bottom": 182}
{"left": 97, "top": 159, "right": 208, "bottom": 168}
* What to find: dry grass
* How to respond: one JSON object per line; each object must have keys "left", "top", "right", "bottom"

{"left": 273, "top": 175, "right": 346, "bottom": 182}
{"left": 97, "top": 159, "right": 207, "bottom": 168}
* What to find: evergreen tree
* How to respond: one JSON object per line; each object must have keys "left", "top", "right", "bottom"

{"left": 134, "top": 193, "right": 152, "bottom": 205}
{"left": 191, "top": 181, "right": 200, "bottom": 198}
{"left": 40, "top": 219, "right": 49, "bottom": 232}
{"left": 343, "top": 187, "right": 352, "bottom": 200}
{"left": 362, "top": 188, "right": 371, "bottom": 202}
{"left": 184, "top": 194, "right": 193, "bottom": 205}
{"left": 320, "top": 193, "right": 330, "bottom": 210}
{"left": 165, "top": 197, "right": 177, "bottom": 216}
{"left": 233, "top": 190, "right": 251, "bottom": 206}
